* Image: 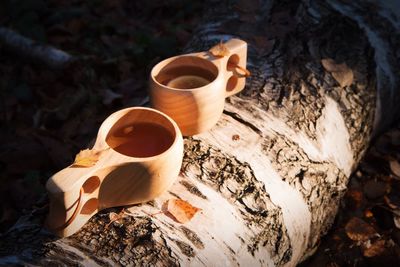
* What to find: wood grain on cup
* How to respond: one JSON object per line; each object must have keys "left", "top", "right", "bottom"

{"left": 46, "top": 107, "right": 183, "bottom": 237}
{"left": 149, "top": 39, "right": 248, "bottom": 136}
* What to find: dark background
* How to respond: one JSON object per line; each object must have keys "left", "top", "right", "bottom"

{"left": 0, "top": 0, "right": 399, "bottom": 266}
{"left": 0, "top": 0, "right": 206, "bottom": 231}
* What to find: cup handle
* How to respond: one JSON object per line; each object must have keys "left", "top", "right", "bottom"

{"left": 221, "top": 39, "right": 248, "bottom": 97}
{"left": 46, "top": 163, "right": 102, "bottom": 236}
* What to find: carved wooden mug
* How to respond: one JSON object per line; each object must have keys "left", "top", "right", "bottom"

{"left": 149, "top": 38, "right": 248, "bottom": 136}
{"left": 46, "top": 107, "right": 183, "bottom": 237}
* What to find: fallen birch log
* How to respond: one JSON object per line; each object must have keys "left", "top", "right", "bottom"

{"left": 0, "top": 27, "right": 75, "bottom": 69}
{"left": 0, "top": 0, "right": 399, "bottom": 266}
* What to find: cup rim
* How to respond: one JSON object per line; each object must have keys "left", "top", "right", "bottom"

{"left": 150, "top": 53, "right": 221, "bottom": 91}
{"left": 100, "top": 106, "right": 182, "bottom": 161}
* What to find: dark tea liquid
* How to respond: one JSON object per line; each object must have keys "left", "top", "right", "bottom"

{"left": 156, "top": 65, "right": 216, "bottom": 89}
{"left": 107, "top": 122, "right": 174, "bottom": 158}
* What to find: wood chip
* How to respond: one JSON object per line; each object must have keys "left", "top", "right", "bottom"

{"left": 232, "top": 134, "right": 240, "bottom": 141}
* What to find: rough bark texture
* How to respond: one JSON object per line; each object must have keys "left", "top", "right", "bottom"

{"left": 1, "top": 0, "right": 399, "bottom": 266}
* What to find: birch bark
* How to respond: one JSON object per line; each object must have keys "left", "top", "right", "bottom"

{"left": 0, "top": 1, "right": 399, "bottom": 266}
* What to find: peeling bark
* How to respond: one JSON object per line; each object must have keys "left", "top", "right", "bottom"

{"left": 1, "top": 0, "right": 399, "bottom": 266}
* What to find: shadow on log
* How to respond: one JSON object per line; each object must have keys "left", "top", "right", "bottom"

{"left": 0, "top": 0, "right": 399, "bottom": 266}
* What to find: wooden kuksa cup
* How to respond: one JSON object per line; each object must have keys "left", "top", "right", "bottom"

{"left": 46, "top": 107, "right": 183, "bottom": 237}
{"left": 149, "top": 39, "right": 248, "bottom": 136}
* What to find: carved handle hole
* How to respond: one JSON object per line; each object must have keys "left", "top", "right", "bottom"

{"left": 226, "top": 76, "right": 238, "bottom": 92}
{"left": 227, "top": 54, "right": 240, "bottom": 71}
{"left": 81, "top": 198, "right": 99, "bottom": 215}
{"left": 82, "top": 176, "right": 100, "bottom": 194}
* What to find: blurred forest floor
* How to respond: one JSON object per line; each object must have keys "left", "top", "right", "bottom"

{"left": 0, "top": 0, "right": 399, "bottom": 266}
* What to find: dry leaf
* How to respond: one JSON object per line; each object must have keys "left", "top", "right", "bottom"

{"left": 321, "top": 58, "right": 345, "bottom": 72}
{"left": 384, "top": 193, "right": 400, "bottom": 210}
{"left": 106, "top": 210, "right": 128, "bottom": 228}
{"left": 321, "top": 58, "right": 354, "bottom": 87}
{"left": 209, "top": 41, "right": 230, "bottom": 57}
{"left": 72, "top": 149, "right": 103, "bottom": 167}
{"left": 363, "top": 180, "right": 387, "bottom": 199}
{"left": 228, "top": 63, "right": 251, "bottom": 78}
{"left": 332, "top": 71, "right": 354, "bottom": 87}
{"left": 163, "top": 199, "right": 201, "bottom": 223}
{"left": 389, "top": 160, "right": 400, "bottom": 177}
{"left": 109, "top": 212, "right": 120, "bottom": 221}
{"left": 345, "top": 217, "right": 376, "bottom": 241}
{"left": 394, "top": 215, "right": 400, "bottom": 229}
{"left": 362, "top": 239, "right": 386, "bottom": 257}
{"left": 364, "top": 209, "right": 374, "bottom": 218}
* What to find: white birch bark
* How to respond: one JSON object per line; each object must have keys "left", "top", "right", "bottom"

{"left": 1, "top": 0, "right": 399, "bottom": 266}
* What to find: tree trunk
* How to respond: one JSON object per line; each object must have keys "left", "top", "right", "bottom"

{"left": 0, "top": 27, "right": 75, "bottom": 69}
{"left": 1, "top": 0, "right": 399, "bottom": 266}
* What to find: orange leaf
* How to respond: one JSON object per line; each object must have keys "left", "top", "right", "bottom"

{"left": 345, "top": 217, "right": 376, "bottom": 241}
{"left": 164, "top": 199, "right": 201, "bottom": 223}
{"left": 389, "top": 160, "right": 400, "bottom": 177}
{"left": 72, "top": 149, "right": 103, "bottom": 167}
{"left": 227, "top": 63, "right": 251, "bottom": 78}
{"left": 209, "top": 41, "right": 230, "bottom": 57}
{"left": 362, "top": 239, "right": 386, "bottom": 257}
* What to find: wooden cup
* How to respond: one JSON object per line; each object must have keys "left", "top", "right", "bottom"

{"left": 46, "top": 107, "right": 183, "bottom": 237}
{"left": 149, "top": 38, "right": 247, "bottom": 136}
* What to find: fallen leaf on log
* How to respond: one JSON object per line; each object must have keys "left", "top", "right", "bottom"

{"left": 384, "top": 179, "right": 400, "bottom": 212}
{"left": 321, "top": 58, "right": 347, "bottom": 72}
{"left": 106, "top": 209, "right": 130, "bottom": 228}
{"left": 321, "top": 58, "right": 354, "bottom": 87}
{"left": 362, "top": 239, "right": 386, "bottom": 257}
{"left": 209, "top": 41, "right": 229, "bottom": 57}
{"left": 109, "top": 212, "right": 120, "bottom": 221}
{"left": 389, "top": 160, "right": 400, "bottom": 177}
{"left": 72, "top": 149, "right": 104, "bottom": 167}
{"left": 163, "top": 199, "right": 201, "bottom": 223}
{"left": 228, "top": 63, "right": 251, "bottom": 78}
{"left": 332, "top": 71, "right": 353, "bottom": 87}
{"left": 345, "top": 217, "right": 376, "bottom": 241}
